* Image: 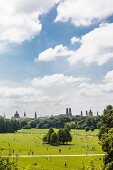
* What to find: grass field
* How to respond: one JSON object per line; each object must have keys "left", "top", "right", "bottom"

{"left": 0, "top": 129, "right": 104, "bottom": 169}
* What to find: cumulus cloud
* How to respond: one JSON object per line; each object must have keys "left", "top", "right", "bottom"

{"left": 0, "top": 0, "right": 58, "bottom": 52}
{"left": 37, "top": 23, "right": 113, "bottom": 65}
{"left": 37, "top": 44, "right": 74, "bottom": 62}
{"left": 71, "top": 36, "right": 81, "bottom": 44}
{"left": 55, "top": 0, "right": 113, "bottom": 26}
{"left": 104, "top": 70, "right": 113, "bottom": 83}
{"left": 1, "top": 72, "right": 113, "bottom": 117}
{"left": 31, "top": 74, "right": 88, "bottom": 87}
{"left": 69, "top": 23, "right": 113, "bottom": 65}
{"left": 0, "top": 74, "right": 90, "bottom": 117}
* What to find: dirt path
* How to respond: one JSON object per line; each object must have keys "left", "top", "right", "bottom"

{"left": 7, "top": 153, "right": 105, "bottom": 158}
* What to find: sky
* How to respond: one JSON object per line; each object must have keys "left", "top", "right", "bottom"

{"left": 0, "top": 0, "right": 113, "bottom": 118}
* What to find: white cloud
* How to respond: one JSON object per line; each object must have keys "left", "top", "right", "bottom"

{"left": 71, "top": 36, "right": 81, "bottom": 44}
{"left": 31, "top": 74, "right": 87, "bottom": 87}
{"left": 0, "top": 74, "right": 90, "bottom": 117}
{"left": 104, "top": 70, "right": 113, "bottom": 83}
{"left": 37, "top": 44, "right": 74, "bottom": 62}
{"left": 69, "top": 23, "right": 113, "bottom": 65}
{"left": 55, "top": 0, "right": 113, "bottom": 26}
{"left": 0, "top": 0, "right": 58, "bottom": 52}
{"left": 1, "top": 72, "right": 113, "bottom": 117}
{"left": 37, "top": 23, "right": 113, "bottom": 65}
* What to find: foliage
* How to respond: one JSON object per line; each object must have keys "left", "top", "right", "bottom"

{"left": 57, "top": 128, "right": 66, "bottom": 144}
{"left": 43, "top": 128, "right": 72, "bottom": 145}
{"left": 90, "top": 126, "right": 95, "bottom": 131}
{"left": 42, "top": 135, "right": 48, "bottom": 143}
{"left": 0, "top": 156, "right": 18, "bottom": 170}
{"left": 85, "top": 126, "right": 90, "bottom": 132}
{"left": 22, "top": 125, "right": 31, "bottom": 129}
{"left": 99, "top": 105, "right": 113, "bottom": 169}
{"left": 64, "top": 123, "right": 71, "bottom": 131}
{"left": 63, "top": 128, "right": 72, "bottom": 143}
{"left": 47, "top": 128, "right": 54, "bottom": 143}
{"left": 50, "top": 132, "right": 58, "bottom": 146}
{"left": 0, "top": 117, "right": 20, "bottom": 133}
{"left": 29, "top": 120, "right": 37, "bottom": 128}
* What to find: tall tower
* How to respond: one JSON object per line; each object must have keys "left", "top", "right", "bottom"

{"left": 35, "top": 112, "right": 37, "bottom": 119}
{"left": 86, "top": 110, "right": 88, "bottom": 116}
{"left": 81, "top": 111, "right": 83, "bottom": 116}
{"left": 66, "top": 108, "right": 68, "bottom": 115}
{"left": 69, "top": 108, "right": 72, "bottom": 116}
{"left": 97, "top": 111, "right": 99, "bottom": 116}
{"left": 24, "top": 112, "right": 26, "bottom": 117}
{"left": 89, "top": 109, "right": 93, "bottom": 116}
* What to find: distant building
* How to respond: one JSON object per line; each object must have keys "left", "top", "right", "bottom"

{"left": 35, "top": 112, "right": 37, "bottom": 119}
{"left": 81, "top": 111, "right": 83, "bottom": 116}
{"left": 14, "top": 111, "right": 20, "bottom": 119}
{"left": 89, "top": 109, "right": 93, "bottom": 116}
{"left": 66, "top": 108, "right": 68, "bottom": 115}
{"left": 24, "top": 112, "right": 26, "bottom": 117}
{"left": 66, "top": 108, "right": 72, "bottom": 116}
{"left": 86, "top": 110, "right": 88, "bottom": 116}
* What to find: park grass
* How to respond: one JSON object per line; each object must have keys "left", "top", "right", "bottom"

{"left": 0, "top": 129, "right": 104, "bottom": 169}
{"left": 17, "top": 156, "right": 103, "bottom": 170}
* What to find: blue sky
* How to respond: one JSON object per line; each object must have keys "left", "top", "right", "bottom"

{"left": 0, "top": 0, "right": 113, "bottom": 117}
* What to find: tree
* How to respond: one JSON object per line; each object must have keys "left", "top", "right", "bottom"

{"left": 47, "top": 128, "right": 54, "bottom": 143}
{"left": 29, "top": 120, "right": 37, "bottom": 128}
{"left": 99, "top": 105, "right": 113, "bottom": 169}
{"left": 98, "top": 105, "right": 113, "bottom": 140}
{"left": 90, "top": 126, "right": 95, "bottom": 131}
{"left": 20, "top": 120, "right": 27, "bottom": 128}
{"left": 57, "top": 128, "right": 66, "bottom": 144}
{"left": 0, "top": 156, "right": 18, "bottom": 170}
{"left": 43, "top": 135, "right": 48, "bottom": 144}
{"left": 97, "top": 122, "right": 101, "bottom": 129}
{"left": 37, "top": 122, "right": 44, "bottom": 129}
{"left": 85, "top": 126, "right": 89, "bottom": 132}
{"left": 64, "top": 128, "right": 72, "bottom": 143}
{"left": 22, "top": 125, "right": 31, "bottom": 129}
{"left": 64, "top": 123, "right": 71, "bottom": 131}
{"left": 50, "top": 132, "right": 58, "bottom": 146}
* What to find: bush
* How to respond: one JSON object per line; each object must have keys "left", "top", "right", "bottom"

{"left": 0, "top": 156, "right": 18, "bottom": 170}
{"left": 29, "top": 120, "right": 37, "bottom": 128}
{"left": 90, "top": 126, "right": 95, "bottom": 131}
{"left": 50, "top": 132, "right": 58, "bottom": 146}
{"left": 85, "top": 126, "right": 90, "bottom": 132}
{"left": 43, "top": 135, "right": 48, "bottom": 143}
{"left": 22, "top": 125, "right": 31, "bottom": 129}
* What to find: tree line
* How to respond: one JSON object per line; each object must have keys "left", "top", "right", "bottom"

{"left": 19, "top": 114, "right": 101, "bottom": 131}
{"left": 0, "top": 117, "right": 19, "bottom": 133}
{"left": 0, "top": 114, "right": 101, "bottom": 133}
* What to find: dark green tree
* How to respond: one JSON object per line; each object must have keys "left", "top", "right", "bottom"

{"left": 85, "top": 126, "right": 89, "bottom": 132}
{"left": 90, "top": 126, "right": 95, "bottom": 131}
{"left": 29, "top": 120, "right": 37, "bottom": 128}
{"left": 98, "top": 105, "right": 113, "bottom": 169}
{"left": 50, "top": 132, "right": 58, "bottom": 146}
{"left": 64, "top": 128, "right": 72, "bottom": 143}
{"left": 47, "top": 128, "right": 54, "bottom": 143}
{"left": 0, "top": 156, "right": 18, "bottom": 170}
{"left": 57, "top": 128, "right": 66, "bottom": 144}
{"left": 42, "top": 135, "right": 48, "bottom": 144}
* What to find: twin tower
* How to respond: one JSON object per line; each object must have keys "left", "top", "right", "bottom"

{"left": 66, "top": 108, "right": 72, "bottom": 116}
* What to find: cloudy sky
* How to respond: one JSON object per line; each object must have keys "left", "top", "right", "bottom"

{"left": 0, "top": 0, "right": 113, "bottom": 118}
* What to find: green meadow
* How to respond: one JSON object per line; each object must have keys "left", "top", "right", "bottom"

{"left": 0, "top": 129, "right": 104, "bottom": 169}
